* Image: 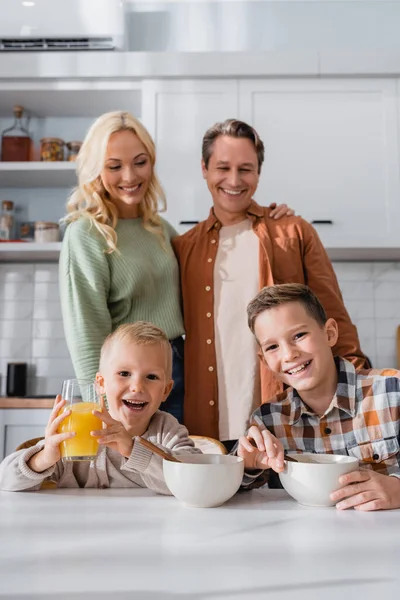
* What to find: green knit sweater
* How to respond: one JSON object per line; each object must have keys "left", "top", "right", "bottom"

{"left": 59, "top": 217, "right": 184, "bottom": 381}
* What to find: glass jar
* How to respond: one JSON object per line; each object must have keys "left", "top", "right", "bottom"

{"left": 1, "top": 105, "right": 32, "bottom": 162}
{"left": 19, "top": 221, "right": 35, "bottom": 242}
{"left": 66, "top": 141, "right": 82, "bottom": 162}
{"left": 34, "top": 221, "right": 60, "bottom": 243}
{"left": 40, "top": 138, "right": 64, "bottom": 161}
{"left": 0, "top": 201, "right": 15, "bottom": 240}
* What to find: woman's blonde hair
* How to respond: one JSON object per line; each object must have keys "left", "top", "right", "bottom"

{"left": 64, "top": 111, "right": 166, "bottom": 253}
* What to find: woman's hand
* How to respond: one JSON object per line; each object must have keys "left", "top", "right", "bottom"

{"left": 268, "top": 203, "right": 295, "bottom": 220}
{"left": 28, "top": 395, "right": 75, "bottom": 473}
{"left": 238, "top": 425, "right": 285, "bottom": 472}
{"left": 91, "top": 409, "right": 134, "bottom": 458}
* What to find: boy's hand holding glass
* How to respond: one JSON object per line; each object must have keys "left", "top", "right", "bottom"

{"left": 238, "top": 425, "right": 285, "bottom": 472}
{"left": 27, "top": 395, "right": 76, "bottom": 473}
{"left": 91, "top": 403, "right": 134, "bottom": 458}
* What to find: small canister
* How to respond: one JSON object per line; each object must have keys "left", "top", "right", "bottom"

{"left": 19, "top": 221, "right": 35, "bottom": 241}
{"left": 34, "top": 221, "right": 60, "bottom": 243}
{"left": 6, "top": 362, "right": 27, "bottom": 397}
{"left": 66, "top": 141, "right": 82, "bottom": 162}
{"left": 40, "top": 137, "right": 64, "bottom": 161}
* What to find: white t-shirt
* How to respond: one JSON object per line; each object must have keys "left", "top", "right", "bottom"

{"left": 214, "top": 218, "right": 261, "bottom": 441}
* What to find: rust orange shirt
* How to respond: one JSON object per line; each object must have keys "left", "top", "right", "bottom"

{"left": 172, "top": 201, "right": 368, "bottom": 439}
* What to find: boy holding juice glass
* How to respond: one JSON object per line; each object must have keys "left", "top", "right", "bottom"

{"left": 0, "top": 322, "right": 200, "bottom": 492}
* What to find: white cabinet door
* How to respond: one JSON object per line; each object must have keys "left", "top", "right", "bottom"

{"left": 239, "top": 79, "right": 400, "bottom": 248}
{"left": 0, "top": 409, "right": 51, "bottom": 461}
{"left": 142, "top": 80, "right": 239, "bottom": 233}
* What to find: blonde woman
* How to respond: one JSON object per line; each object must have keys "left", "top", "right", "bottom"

{"left": 59, "top": 111, "right": 292, "bottom": 423}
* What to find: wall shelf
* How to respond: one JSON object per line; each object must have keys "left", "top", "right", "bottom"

{"left": 0, "top": 162, "right": 77, "bottom": 188}
{"left": 0, "top": 80, "right": 142, "bottom": 118}
{"left": 0, "top": 242, "right": 62, "bottom": 262}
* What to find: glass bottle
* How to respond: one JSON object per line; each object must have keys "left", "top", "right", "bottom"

{"left": 0, "top": 201, "right": 15, "bottom": 240}
{"left": 1, "top": 105, "right": 32, "bottom": 162}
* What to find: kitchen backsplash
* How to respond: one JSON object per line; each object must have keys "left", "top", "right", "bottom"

{"left": 0, "top": 261, "right": 399, "bottom": 397}
{"left": 0, "top": 263, "right": 73, "bottom": 397}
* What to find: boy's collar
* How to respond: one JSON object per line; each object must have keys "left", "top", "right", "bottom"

{"left": 289, "top": 357, "right": 357, "bottom": 423}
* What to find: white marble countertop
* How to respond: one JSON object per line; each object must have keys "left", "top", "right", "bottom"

{"left": 0, "top": 488, "right": 398, "bottom": 599}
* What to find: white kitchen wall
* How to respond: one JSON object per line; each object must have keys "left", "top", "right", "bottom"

{"left": 0, "top": 263, "right": 73, "bottom": 397}
{"left": 126, "top": 1, "right": 400, "bottom": 52}
{"left": 333, "top": 262, "right": 400, "bottom": 369}
{"left": 0, "top": 259, "right": 399, "bottom": 397}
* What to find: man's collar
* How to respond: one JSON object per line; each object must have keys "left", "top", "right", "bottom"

{"left": 205, "top": 199, "right": 264, "bottom": 233}
{"left": 288, "top": 357, "right": 357, "bottom": 424}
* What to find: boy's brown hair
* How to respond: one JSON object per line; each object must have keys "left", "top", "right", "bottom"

{"left": 202, "top": 118, "right": 265, "bottom": 174}
{"left": 247, "top": 283, "right": 327, "bottom": 338}
{"left": 99, "top": 321, "right": 172, "bottom": 379}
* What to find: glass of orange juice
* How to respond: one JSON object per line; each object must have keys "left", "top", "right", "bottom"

{"left": 58, "top": 379, "right": 102, "bottom": 462}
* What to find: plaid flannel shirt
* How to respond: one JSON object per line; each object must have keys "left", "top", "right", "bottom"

{"left": 242, "top": 357, "right": 400, "bottom": 489}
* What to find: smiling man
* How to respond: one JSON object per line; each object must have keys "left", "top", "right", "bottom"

{"left": 173, "top": 119, "right": 369, "bottom": 447}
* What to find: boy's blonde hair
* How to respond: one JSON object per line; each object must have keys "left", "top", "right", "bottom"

{"left": 64, "top": 111, "right": 167, "bottom": 254}
{"left": 247, "top": 283, "right": 327, "bottom": 338}
{"left": 100, "top": 321, "right": 173, "bottom": 379}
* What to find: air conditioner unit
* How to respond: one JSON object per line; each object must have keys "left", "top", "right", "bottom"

{"left": 0, "top": 0, "right": 125, "bottom": 51}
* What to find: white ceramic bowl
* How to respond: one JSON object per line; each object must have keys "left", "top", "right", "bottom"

{"left": 279, "top": 453, "right": 359, "bottom": 507}
{"left": 163, "top": 454, "right": 244, "bottom": 508}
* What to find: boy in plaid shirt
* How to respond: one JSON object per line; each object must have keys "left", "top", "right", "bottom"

{"left": 238, "top": 283, "right": 400, "bottom": 511}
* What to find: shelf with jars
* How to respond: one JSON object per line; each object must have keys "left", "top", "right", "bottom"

{"left": 0, "top": 79, "right": 143, "bottom": 189}
{"left": 0, "top": 104, "right": 81, "bottom": 187}
{"left": 0, "top": 197, "right": 62, "bottom": 261}
{"left": 0, "top": 80, "right": 143, "bottom": 262}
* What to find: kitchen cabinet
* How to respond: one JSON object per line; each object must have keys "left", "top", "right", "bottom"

{"left": 141, "top": 80, "right": 239, "bottom": 232}
{"left": 0, "top": 407, "right": 51, "bottom": 461}
{"left": 1, "top": 76, "right": 400, "bottom": 258}
{"left": 142, "top": 77, "right": 400, "bottom": 247}
{"left": 239, "top": 78, "right": 400, "bottom": 248}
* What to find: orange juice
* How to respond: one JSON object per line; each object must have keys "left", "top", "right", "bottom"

{"left": 58, "top": 402, "right": 102, "bottom": 461}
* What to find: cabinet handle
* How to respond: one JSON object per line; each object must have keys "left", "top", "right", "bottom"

{"left": 311, "top": 220, "right": 333, "bottom": 225}
{"left": 179, "top": 221, "right": 199, "bottom": 225}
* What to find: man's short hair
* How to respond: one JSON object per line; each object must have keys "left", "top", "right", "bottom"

{"left": 100, "top": 321, "right": 172, "bottom": 379}
{"left": 202, "top": 118, "right": 265, "bottom": 174}
{"left": 247, "top": 283, "right": 328, "bottom": 337}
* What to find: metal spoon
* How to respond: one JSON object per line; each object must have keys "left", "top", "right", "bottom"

{"left": 248, "top": 438, "right": 299, "bottom": 463}
{"left": 284, "top": 454, "right": 299, "bottom": 463}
